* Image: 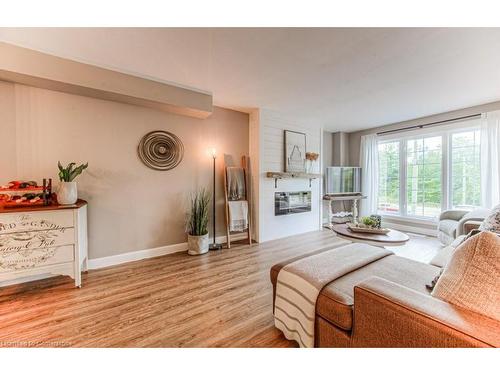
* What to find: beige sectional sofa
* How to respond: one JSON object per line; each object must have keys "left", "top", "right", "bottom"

{"left": 270, "top": 246, "right": 500, "bottom": 347}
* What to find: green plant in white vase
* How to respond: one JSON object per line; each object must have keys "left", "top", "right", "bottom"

{"left": 57, "top": 162, "right": 88, "bottom": 205}
{"left": 187, "top": 188, "right": 210, "bottom": 255}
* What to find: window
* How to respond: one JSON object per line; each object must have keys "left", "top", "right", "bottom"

{"left": 378, "top": 141, "right": 400, "bottom": 214}
{"left": 377, "top": 121, "right": 481, "bottom": 220}
{"left": 406, "top": 136, "right": 442, "bottom": 217}
{"left": 450, "top": 130, "right": 481, "bottom": 209}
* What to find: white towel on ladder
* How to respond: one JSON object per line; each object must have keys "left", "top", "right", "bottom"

{"left": 228, "top": 200, "right": 248, "bottom": 232}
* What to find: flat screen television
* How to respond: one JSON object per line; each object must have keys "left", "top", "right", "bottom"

{"left": 325, "top": 167, "right": 362, "bottom": 195}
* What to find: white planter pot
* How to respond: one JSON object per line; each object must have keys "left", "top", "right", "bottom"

{"left": 57, "top": 181, "right": 78, "bottom": 205}
{"left": 187, "top": 233, "right": 209, "bottom": 255}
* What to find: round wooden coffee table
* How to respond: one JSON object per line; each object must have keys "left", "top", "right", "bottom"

{"left": 330, "top": 223, "right": 410, "bottom": 247}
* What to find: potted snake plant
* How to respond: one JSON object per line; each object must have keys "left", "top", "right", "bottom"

{"left": 57, "top": 161, "right": 88, "bottom": 205}
{"left": 187, "top": 189, "right": 210, "bottom": 255}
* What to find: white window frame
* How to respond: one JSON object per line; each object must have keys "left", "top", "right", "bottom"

{"left": 377, "top": 140, "right": 403, "bottom": 215}
{"left": 447, "top": 127, "right": 482, "bottom": 210}
{"left": 377, "top": 119, "right": 481, "bottom": 222}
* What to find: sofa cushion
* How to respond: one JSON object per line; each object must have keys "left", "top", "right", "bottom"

{"left": 479, "top": 204, "right": 500, "bottom": 234}
{"left": 462, "top": 208, "right": 491, "bottom": 222}
{"left": 318, "top": 255, "right": 441, "bottom": 330}
{"left": 438, "top": 219, "right": 459, "bottom": 236}
{"left": 432, "top": 231, "right": 500, "bottom": 321}
{"left": 437, "top": 231, "right": 454, "bottom": 246}
{"left": 271, "top": 254, "right": 441, "bottom": 331}
{"left": 430, "top": 235, "right": 466, "bottom": 268}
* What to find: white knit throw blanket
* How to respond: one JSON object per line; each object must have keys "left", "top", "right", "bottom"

{"left": 228, "top": 200, "right": 248, "bottom": 232}
{"left": 274, "top": 243, "right": 393, "bottom": 347}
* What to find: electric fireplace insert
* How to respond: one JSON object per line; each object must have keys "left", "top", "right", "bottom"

{"left": 274, "top": 191, "right": 312, "bottom": 216}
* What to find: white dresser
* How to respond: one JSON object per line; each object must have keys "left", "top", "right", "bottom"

{"left": 0, "top": 200, "right": 88, "bottom": 287}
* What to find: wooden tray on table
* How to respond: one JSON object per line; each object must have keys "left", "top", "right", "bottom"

{"left": 346, "top": 223, "right": 390, "bottom": 234}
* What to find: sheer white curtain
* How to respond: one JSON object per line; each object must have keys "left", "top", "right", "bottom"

{"left": 359, "top": 134, "right": 379, "bottom": 217}
{"left": 480, "top": 111, "right": 500, "bottom": 208}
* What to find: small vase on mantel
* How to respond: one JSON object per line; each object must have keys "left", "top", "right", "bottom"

{"left": 57, "top": 181, "right": 78, "bottom": 205}
{"left": 306, "top": 160, "right": 317, "bottom": 173}
{"left": 305, "top": 152, "right": 319, "bottom": 174}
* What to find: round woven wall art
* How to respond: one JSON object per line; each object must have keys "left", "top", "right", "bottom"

{"left": 137, "top": 130, "right": 184, "bottom": 171}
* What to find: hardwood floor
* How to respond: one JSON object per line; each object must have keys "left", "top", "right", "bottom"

{"left": 390, "top": 232, "right": 441, "bottom": 263}
{"left": 0, "top": 229, "right": 441, "bottom": 348}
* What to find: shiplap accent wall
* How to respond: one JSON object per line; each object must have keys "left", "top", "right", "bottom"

{"left": 251, "top": 109, "right": 323, "bottom": 243}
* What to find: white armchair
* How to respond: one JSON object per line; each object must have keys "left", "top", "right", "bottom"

{"left": 437, "top": 208, "right": 490, "bottom": 245}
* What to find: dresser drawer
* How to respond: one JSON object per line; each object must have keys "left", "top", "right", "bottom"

{"left": 0, "top": 227, "right": 75, "bottom": 252}
{"left": 0, "top": 210, "right": 74, "bottom": 235}
{"left": 0, "top": 244, "right": 74, "bottom": 272}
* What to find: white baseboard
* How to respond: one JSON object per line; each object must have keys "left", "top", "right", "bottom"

{"left": 87, "top": 242, "right": 188, "bottom": 269}
{"left": 385, "top": 222, "right": 437, "bottom": 237}
{"left": 88, "top": 232, "right": 249, "bottom": 270}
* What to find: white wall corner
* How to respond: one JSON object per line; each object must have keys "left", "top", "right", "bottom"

{"left": 249, "top": 108, "right": 261, "bottom": 243}
{"left": 319, "top": 126, "right": 324, "bottom": 231}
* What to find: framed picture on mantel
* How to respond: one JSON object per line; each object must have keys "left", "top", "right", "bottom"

{"left": 284, "top": 130, "right": 307, "bottom": 173}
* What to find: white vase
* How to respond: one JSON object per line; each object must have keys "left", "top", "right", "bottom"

{"left": 57, "top": 181, "right": 78, "bottom": 205}
{"left": 187, "top": 233, "right": 209, "bottom": 255}
{"left": 306, "top": 160, "right": 316, "bottom": 173}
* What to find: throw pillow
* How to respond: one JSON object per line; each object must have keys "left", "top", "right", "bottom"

{"left": 429, "top": 233, "right": 473, "bottom": 268}
{"left": 428, "top": 231, "right": 478, "bottom": 284}
{"left": 465, "top": 228, "right": 482, "bottom": 240}
{"left": 426, "top": 269, "right": 443, "bottom": 291}
{"left": 479, "top": 204, "right": 500, "bottom": 233}
{"left": 431, "top": 231, "right": 500, "bottom": 321}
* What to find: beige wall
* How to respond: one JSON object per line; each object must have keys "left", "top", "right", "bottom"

{"left": 322, "top": 130, "right": 333, "bottom": 169}
{"left": 332, "top": 132, "right": 350, "bottom": 166}
{"left": 0, "top": 81, "right": 249, "bottom": 259}
{"left": 323, "top": 131, "right": 350, "bottom": 169}
{"left": 0, "top": 82, "right": 16, "bottom": 177}
{"left": 348, "top": 100, "right": 500, "bottom": 166}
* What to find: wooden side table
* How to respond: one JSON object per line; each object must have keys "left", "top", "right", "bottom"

{"left": 323, "top": 194, "right": 367, "bottom": 224}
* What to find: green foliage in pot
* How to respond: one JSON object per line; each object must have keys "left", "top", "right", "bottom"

{"left": 360, "top": 216, "right": 377, "bottom": 227}
{"left": 58, "top": 162, "right": 89, "bottom": 182}
{"left": 187, "top": 189, "right": 210, "bottom": 236}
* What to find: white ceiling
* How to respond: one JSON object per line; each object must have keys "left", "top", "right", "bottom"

{"left": 2, "top": 27, "right": 500, "bottom": 132}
